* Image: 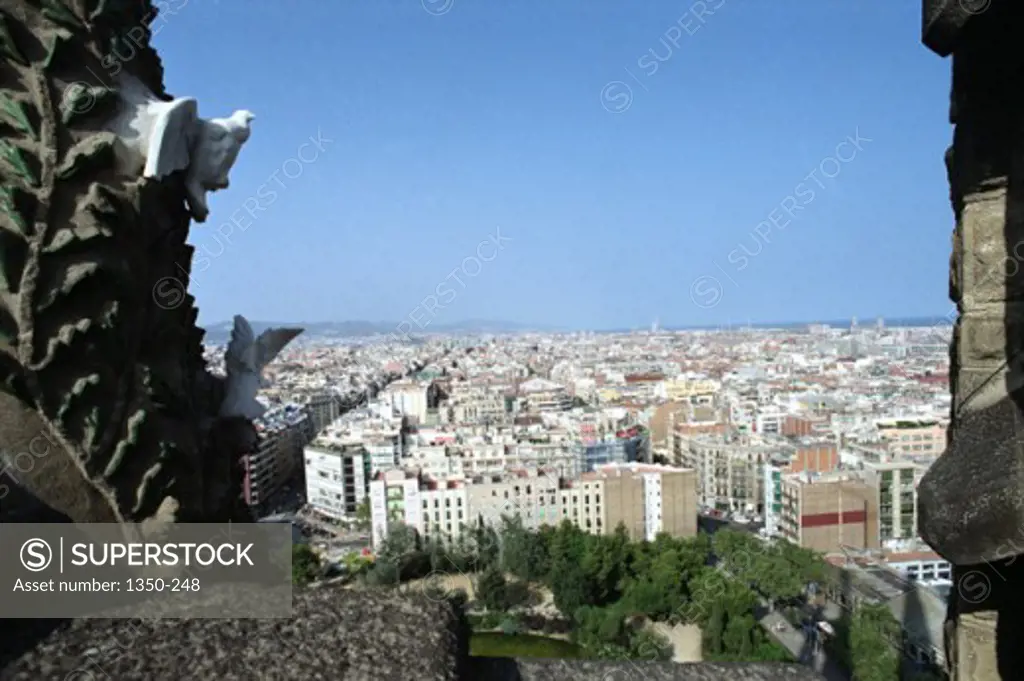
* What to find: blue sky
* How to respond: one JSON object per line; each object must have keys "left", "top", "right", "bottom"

{"left": 153, "top": 0, "right": 952, "bottom": 329}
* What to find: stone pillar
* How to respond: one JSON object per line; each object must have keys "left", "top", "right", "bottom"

{"left": 918, "top": 1, "right": 1024, "bottom": 679}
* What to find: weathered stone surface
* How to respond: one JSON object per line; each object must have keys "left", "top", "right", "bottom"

{"left": 0, "top": 589, "right": 468, "bottom": 681}
{"left": 923, "top": 0, "right": 992, "bottom": 57}
{"left": 0, "top": 588, "right": 822, "bottom": 681}
{"left": 471, "top": 658, "right": 823, "bottom": 680}
{"left": 920, "top": 1, "right": 1024, "bottom": 679}
{"left": 919, "top": 0, "right": 1024, "bottom": 569}
{"left": 918, "top": 391, "right": 1024, "bottom": 566}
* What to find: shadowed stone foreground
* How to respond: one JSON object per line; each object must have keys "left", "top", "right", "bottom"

{"left": 0, "top": 588, "right": 824, "bottom": 681}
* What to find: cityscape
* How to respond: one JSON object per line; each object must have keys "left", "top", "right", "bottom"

{"left": 0, "top": 1, "right": 1011, "bottom": 680}
{"left": 220, "top": 317, "right": 953, "bottom": 679}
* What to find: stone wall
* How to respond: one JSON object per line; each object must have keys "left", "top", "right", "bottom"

{"left": 0, "top": 588, "right": 824, "bottom": 681}
{"left": 917, "top": 0, "right": 1024, "bottom": 679}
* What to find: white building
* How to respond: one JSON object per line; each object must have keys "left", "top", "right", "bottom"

{"left": 369, "top": 470, "right": 469, "bottom": 549}
{"left": 304, "top": 442, "right": 368, "bottom": 520}
{"left": 642, "top": 472, "right": 662, "bottom": 541}
{"left": 386, "top": 381, "right": 429, "bottom": 424}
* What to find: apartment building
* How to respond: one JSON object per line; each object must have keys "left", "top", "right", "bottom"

{"left": 444, "top": 386, "right": 509, "bottom": 424}
{"left": 663, "top": 378, "right": 718, "bottom": 404}
{"left": 675, "top": 431, "right": 772, "bottom": 516}
{"left": 370, "top": 463, "right": 697, "bottom": 549}
{"left": 864, "top": 461, "right": 924, "bottom": 544}
{"left": 304, "top": 441, "right": 370, "bottom": 520}
{"left": 368, "top": 470, "right": 471, "bottom": 548}
{"left": 305, "top": 391, "right": 341, "bottom": 435}
{"left": 519, "top": 377, "right": 573, "bottom": 413}
{"left": 875, "top": 419, "right": 946, "bottom": 459}
{"left": 364, "top": 430, "right": 402, "bottom": 475}
{"left": 383, "top": 381, "right": 429, "bottom": 425}
{"left": 369, "top": 470, "right": 420, "bottom": 547}
{"left": 762, "top": 460, "right": 787, "bottom": 537}
{"left": 465, "top": 469, "right": 564, "bottom": 531}
{"left": 242, "top": 404, "right": 312, "bottom": 515}
{"left": 884, "top": 549, "right": 952, "bottom": 587}
{"left": 754, "top": 408, "right": 787, "bottom": 435}
{"left": 778, "top": 472, "right": 879, "bottom": 554}
{"left": 598, "top": 463, "right": 697, "bottom": 541}
{"left": 787, "top": 442, "right": 839, "bottom": 474}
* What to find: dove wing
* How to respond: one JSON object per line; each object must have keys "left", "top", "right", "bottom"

{"left": 254, "top": 327, "right": 304, "bottom": 370}
{"left": 144, "top": 97, "right": 199, "bottom": 179}
{"left": 225, "top": 315, "right": 256, "bottom": 373}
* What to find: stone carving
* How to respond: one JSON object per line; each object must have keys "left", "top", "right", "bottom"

{"left": 0, "top": 0, "right": 254, "bottom": 527}
{"left": 107, "top": 74, "right": 254, "bottom": 222}
{"left": 221, "top": 315, "right": 303, "bottom": 420}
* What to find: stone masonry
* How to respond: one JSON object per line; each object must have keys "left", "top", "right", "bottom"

{"left": 917, "top": 1, "right": 1024, "bottom": 679}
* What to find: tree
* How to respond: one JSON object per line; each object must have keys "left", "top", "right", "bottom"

{"left": 476, "top": 565, "right": 508, "bottom": 612}
{"left": 378, "top": 522, "right": 417, "bottom": 560}
{"left": 551, "top": 562, "right": 594, "bottom": 617}
{"left": 581, "top": 526, "right": 630, "bottom": 606}
{"left": 471, "top": 520, "right": 501, "bottom": 571}
{"left": 500, "top": 515, "right": 548, "bottom": 582}
{"left": 705, "top": 602, "right": 725, "bottom": 656}
{"left": 354, "top": 498, "right": 371, "bottom": 530}
{"left": 547, "top": 521, "right": 598, "bottom": 616}
{"left": 849, "top": 603, "right": 901, "bottom": 681}
{"left": 723, "top": 614, "right": 757, "bottom": 657}
{"left": 292, "top": 543, "right": 322, "bottom": 586}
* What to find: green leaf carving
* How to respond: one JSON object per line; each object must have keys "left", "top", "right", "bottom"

{"left": 37, "top": 317, "right": 93, "bottom": 368}
{"left": 37, "top": 262, "right": 101, "bottom": 309}
{"left": 42, "top": 0, "right": 83, "bottom": 31}
{"left": 82, "top": 405, "right": 102, "bottom": 452}
{"left": 45, "top": 183, "right": 117, "bottom": 252}
{"left": 56, "top": 133, "right": 116, "bottom": 181}
{"left": 61, "top": 83, "right": 117, "bottom": 126}
{"left": 42, "top": 32, "right": 71, "bottom": 70}
{"left": 56, "top": 372, "right": 100, "bottom": 424}
{"left": 105, "top": 408, "right": 146, "bottom": 479}
{"left": 0, "top": 140, "right": 39, "bottom": 187}
{"left": 0, "top": 92, "right": 36, "bottom": 139}
{"left": 0, "top": 13, "right": 27, "bottom": 66}
{"left": 0, "top": 186, "right": 34, "bottom": 237}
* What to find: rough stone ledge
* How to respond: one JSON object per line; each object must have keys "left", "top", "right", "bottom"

{"left": 0, "top": 588, "right": 824, "bottom": 680}
{"left": 470, "top": 658, "right": 826, "bottom": 680}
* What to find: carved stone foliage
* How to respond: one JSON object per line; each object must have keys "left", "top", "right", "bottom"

{"left": 0, "top": 0, "right": 247, "bottom": 525}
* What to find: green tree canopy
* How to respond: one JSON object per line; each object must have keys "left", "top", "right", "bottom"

{"left": 292, "top": 543, "right": 322, "bottom": 586}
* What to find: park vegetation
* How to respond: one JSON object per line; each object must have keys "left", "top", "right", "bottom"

{"left": 364, "top": 518, "right": 796, "bottom": 662}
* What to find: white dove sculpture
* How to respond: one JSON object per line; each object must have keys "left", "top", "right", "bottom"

{"left": 109, "top": 75, "right": 255, "bottom": 223}
{"left": 220, "top": 316, "right": 304, "bottom": 421}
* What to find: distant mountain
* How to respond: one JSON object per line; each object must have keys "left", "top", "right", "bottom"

{"left": 201, "top": 319, "right": 553, "bottom": 345}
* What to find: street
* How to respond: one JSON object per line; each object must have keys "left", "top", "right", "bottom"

{"left": 759, "top": 609, "right": 848, "bottom": 681}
